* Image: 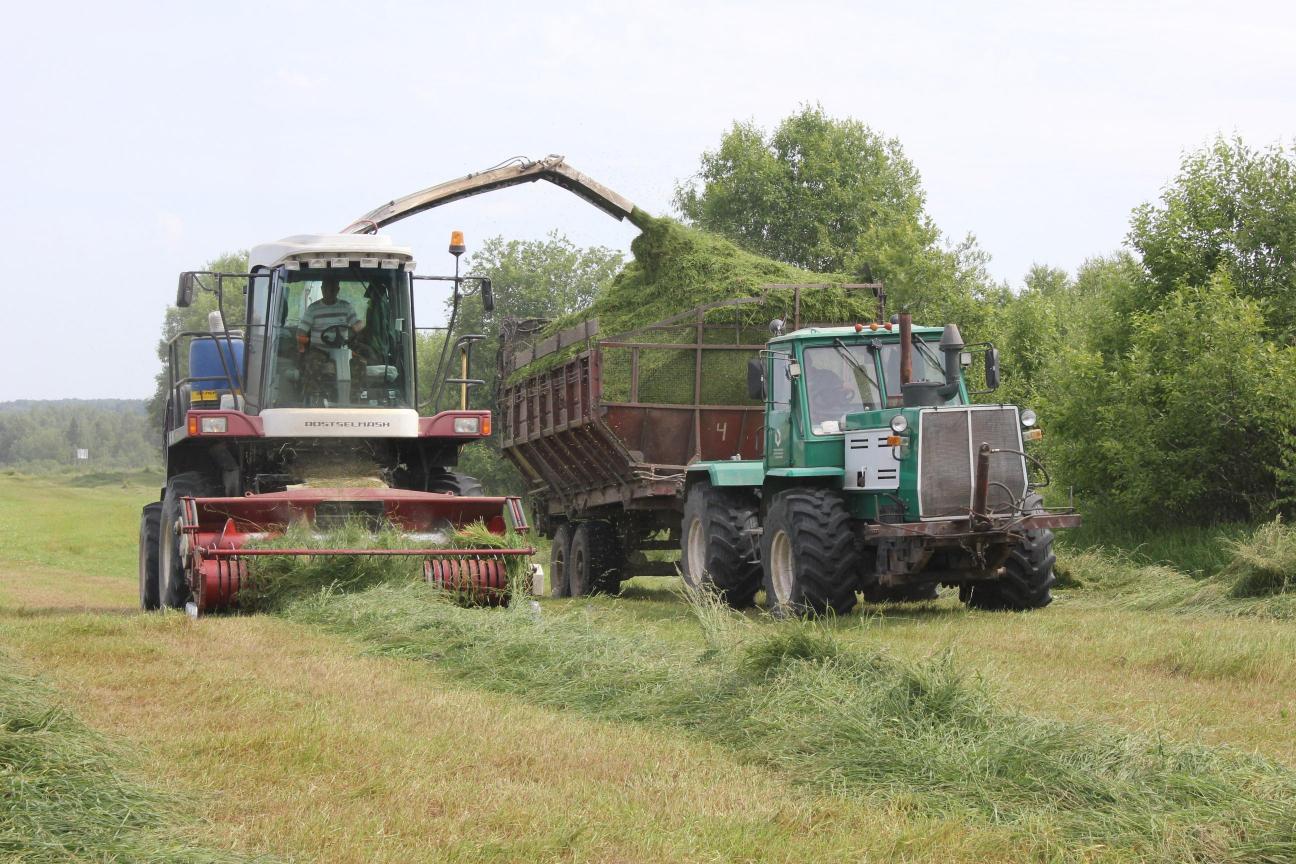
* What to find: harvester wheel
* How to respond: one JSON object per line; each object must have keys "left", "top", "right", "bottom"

{"left": 569, "top": 521, "right": 621, "bottom": 596}
{"left": 681, "top": 483, "right": 761, "bottom": 608}
{"left": 424, "top": 470, "right": 484, "bottom": 496}
{"left": 761, "top": 488, "right": 859, "bottom": 619}
{"left": 157, "top": 472, "right": 215, "bottom": 610}
{"left": 549, "top": 523, "right": 573, "bottom": 598}
{"left": 138, "top": 502, "right": 162, "bottom": 611}
{"left": 961, "top": 495, "right": 1056, "bottom": 612}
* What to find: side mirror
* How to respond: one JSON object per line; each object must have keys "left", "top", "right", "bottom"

{"left": 176, "top": 272, "right": 196, "bottom": 308}
{"left": 747, "top": 358, "right": 766, "bottom": 401}
{"left": 984, "top": 347, "right": 1000, "bottom": 390}
{"left": 479, "top": 277, "right": 494, "bottom": 313}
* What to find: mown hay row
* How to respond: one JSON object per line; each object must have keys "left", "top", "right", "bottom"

{"left": 287, "top": 584, "right": 1296, "bottom": 863}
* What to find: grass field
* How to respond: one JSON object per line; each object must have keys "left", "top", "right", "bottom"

{"left": 2, "top": 473, "right": 1295, "bottom": 862}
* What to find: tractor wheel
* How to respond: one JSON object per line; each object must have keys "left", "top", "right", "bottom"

{"left": 962, "top": 525, "right": 1056, "bottom": 612}
{"left": 549, "top": 523, "right": 573, "bottom": 598}
{"left": 681, "top": 483, "right": 761, "bottom": 608}
{"left": 425, "top": 470, "right": 484, "bottom": 496}
{"left": 761, "top": 488, "right": 859, "bottom": 619}
{"left": 138, "top": 502, "right": 162, "bottom": 611}
{"left": 568, "top": 521, "right": 622, "bottom": 596}
{"left": 156, "top": 472, "right": 214, "bottom": 610}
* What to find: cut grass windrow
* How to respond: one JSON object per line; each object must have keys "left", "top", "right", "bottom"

{"left": 289, "top": 584, "right": 1296, "bottom": 864}
{"left": 0, "top": 655, "right": 268, "bottom": 863}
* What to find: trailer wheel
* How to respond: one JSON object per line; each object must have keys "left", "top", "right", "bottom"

{"left": 761, "top": 488, "right": 859, "bottom": 619}
{"left": 961, "top": 527, "right": 1056, "bottom": 611}
{"left": 157, "top": 472, "right": 215, "bottom": 610}
{"left": 569, "top": 521, "right": 621, "bottom": 596}
{"left": 681, "top": 484, "right": 761, "bottom": 608}
{"left": 138, "top": 502, "right": 162, "bottom": 611}
{"left": 425, "top": 470, "right": 484, "bottom": 496}
{"left": 549, "top": 523, "right": 573, "bottom": 598}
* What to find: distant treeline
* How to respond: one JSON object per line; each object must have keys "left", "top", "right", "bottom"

{"left": 0, "top": 399, "right": 159, "bottom": 470}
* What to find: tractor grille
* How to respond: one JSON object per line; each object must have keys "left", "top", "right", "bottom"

{"left": 918, "top": 407, "right": 1027, "bottom": 518}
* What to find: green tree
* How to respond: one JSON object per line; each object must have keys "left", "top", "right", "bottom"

{"left": 673, "top": 105, "right": 998, "bottom": 328}
{"left": 1129, "top": 136, "right": 1296, "bottom": 336}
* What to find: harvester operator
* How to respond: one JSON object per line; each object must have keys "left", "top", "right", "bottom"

{"left": 296, "top": 276, "right": 364, "bottom": 355}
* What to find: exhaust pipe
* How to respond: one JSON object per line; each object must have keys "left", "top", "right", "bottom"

{"left": 898, "top": 312, "right": 913, "bottom": 385}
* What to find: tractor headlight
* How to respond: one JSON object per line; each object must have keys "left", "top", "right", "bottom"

{"left": 889, "top": 414, "right": 908, "bottom": 433}
{"left": 1020, "top": 409, "right": 1037, "bottom": 428}
{"left": 200, "top": 416, "right": 228, "bottom": 434}
{"left": 453, "top": 416, "right": 481, "bottom": 434}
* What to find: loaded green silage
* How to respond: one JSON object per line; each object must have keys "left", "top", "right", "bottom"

{"left": 509, "top": 211, "right": 882, "bottom": 405}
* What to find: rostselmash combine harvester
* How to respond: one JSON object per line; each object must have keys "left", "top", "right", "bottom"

{"left": 140, "top": 156, "right": 635, "bottom": 615}
{"left": 140, "top": 231, "right": 534, "bottom": 613}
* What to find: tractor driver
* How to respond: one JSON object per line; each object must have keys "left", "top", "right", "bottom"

{"left": 296, "top": 276, "right": 365, "bottom": 356}
{"left": 806, "top": 353, "right": 875, "bottom": 435}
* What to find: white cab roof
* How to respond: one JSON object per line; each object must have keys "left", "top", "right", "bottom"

{"left": 248, "top": 234, "right": 415, "bottom": 270}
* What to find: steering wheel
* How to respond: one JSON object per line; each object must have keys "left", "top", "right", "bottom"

{"left": 319, "top": 324, "right": 353, "bottom": 349}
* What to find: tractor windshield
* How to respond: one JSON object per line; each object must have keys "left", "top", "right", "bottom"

{"left": 879, "top": 341, "right": 962, "bottom": 406}
{"left": 253, "top": 268, "right": 415, "bottom": 409}
{"left": 803, "top": 345, "right": 882, "bottom": 435}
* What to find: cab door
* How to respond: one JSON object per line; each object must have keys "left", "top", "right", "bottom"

{"left": 764, "top": 352, "right": 793, "bottom": 469}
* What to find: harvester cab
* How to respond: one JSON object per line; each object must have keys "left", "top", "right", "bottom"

{"left": 142, "top": 232, "right": 532, "bottom": 615}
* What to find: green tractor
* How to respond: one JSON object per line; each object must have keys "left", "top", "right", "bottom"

{"left": 681, "top": 312, "right": 1079, "bottom": 615}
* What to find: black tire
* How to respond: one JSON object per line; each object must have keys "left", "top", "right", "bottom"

{"left": 157, "top": 472, "right": 214, "bottom": 610}
{"left": 962, "top": 527, "right": 1056, "bottom": 611}
{"left": 138, "top": 502, "right": 162, "bottom": 611}
{"left": 549, "top": 523, "right": 573, "bottom": 598}
{"left": 863, "top": 582, "right": 940, "bottom": 604}
{"left": 425, "top": 470, "right": 484, "bottom": 496}
{"left": 568, "top": 521, "right": 622, "bottom": 596}
{"left": 681, "top": 483, "right": 761, "bottom": 608}
{"left": 760, "top": 488, "right": 860, "bottom": 618}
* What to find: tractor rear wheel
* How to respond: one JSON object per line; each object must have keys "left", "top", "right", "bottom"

{"left": 681, "top": 483, "right": 761, "bottom": 608}
{"left": 549, "top": 523, "right": 573, "bottom": 598}
{"left": 569, "top": 521, "right": 621, "bottom": 596}
{"left": 157, "top": 472, "right": 215, "bottom": 610}
{"left": 961, "top": 527, "right": 1056, "bottom": 611}
{"left": 138, "top": 502, "right": 162, "bottom": 611}
{"left": 425, "top": 470, "right": 484, "bottom": 496}
{"left": 761, "top": 489, "right": 859, "bottom": 618}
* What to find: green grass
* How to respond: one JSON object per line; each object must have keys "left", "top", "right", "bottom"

{"left": 0, "top": 474, "right": 156, "bottom": 575}
{"left": 1058, "top": 511, "right": 1251, "bottom": 577}
{"left": 287, "top": 583, "right": 1296, "bottom": 863}
{"left": 0, "top": 653, "right": 266, "bottom": 863}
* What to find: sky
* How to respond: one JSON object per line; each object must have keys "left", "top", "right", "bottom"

{"left": 1, "top": 0, "right": 1293, "bottom": 401}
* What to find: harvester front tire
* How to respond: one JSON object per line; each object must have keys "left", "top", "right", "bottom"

{"left": 157, "top": 472, "right": 214, "bottom": 610}
{"left": 425, "top": 471, "right": 484, "bottom": 497}
{"left": 138, "top": 502, "right": 162, "bottom": 611}
{"left": 569, "top": 521, "right": 621, "bottom": 596}
{"left": 761, "top": 488, "right": 859, "bottom": 619}
{"left": 549, "top": 523, "right": 573, "bottom": 598}
{"left": 681, "top": 484, "right": 761, "bottom": 608}
{"left": 962, "top": 528, "right": 1056, "bottom": 611}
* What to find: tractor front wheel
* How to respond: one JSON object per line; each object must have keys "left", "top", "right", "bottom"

{"left": 569, "top": 521, "right": 621, "bottom": 596}
{"left": 961, "top": 527, "right": 1056, "bottom": 611}
{"left": 761, "top": 489, "right": 859, "bottom": 618}
{"left": 156, "top": 472, "right": 215, "bottom": 610}
{"left": 138, "top": 502, "right": 161, "bottom": 611}
{"left": 681, "top": 483, "right": 761, "bottom": 608}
